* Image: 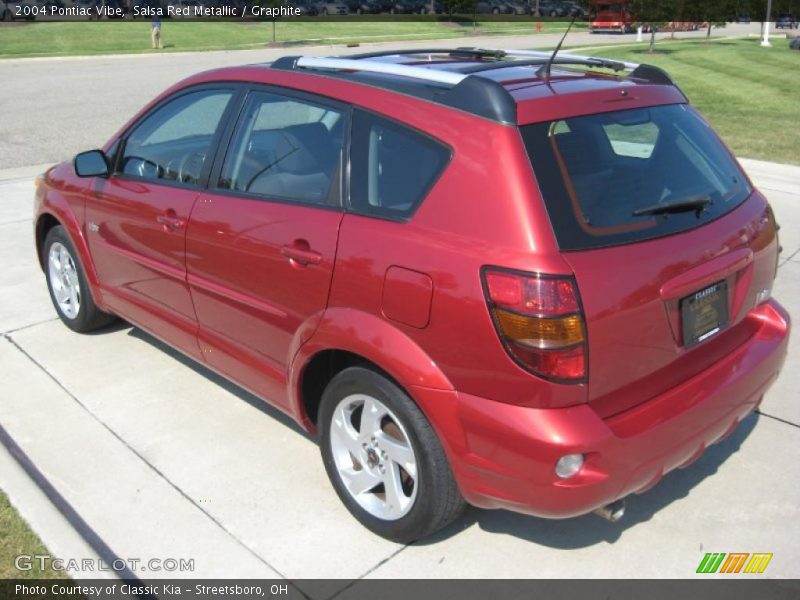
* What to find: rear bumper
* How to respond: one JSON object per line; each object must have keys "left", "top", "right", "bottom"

{"left": 413, "top": 299, "right": 790, "bottom": 518}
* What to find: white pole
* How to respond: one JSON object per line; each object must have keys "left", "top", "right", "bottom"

{"left": 637, "top": 26, "right": 643, "bottom": 42}
{"left": 761, "top": 0, "right": 773, "bottom": 46}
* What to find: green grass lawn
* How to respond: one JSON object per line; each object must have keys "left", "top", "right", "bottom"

{"left": 0, "top": 489, "right": 69, "bottom": 579}
{"left": 0, "top": 20, "right": 575, "bottom": 58}
{"left": 577, "top": 37, "right": 800, "bottom": 165}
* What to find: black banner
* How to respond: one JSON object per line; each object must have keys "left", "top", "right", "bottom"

{"left": 2, "top": 0, "right": 799, "bottom": 23}
{"left": 2, "top": 580, "right": 800, "bottom": 600}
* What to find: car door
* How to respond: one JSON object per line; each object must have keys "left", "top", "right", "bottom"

{"left": 86, "top": 86, "right": 237, "bottom": 358}
{"left": 185, "top": 88, "right": 347, "bottom": 409}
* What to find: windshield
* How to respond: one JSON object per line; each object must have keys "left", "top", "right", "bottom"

{"left": 520, "top": 104, "right": 752, "bottom": 251}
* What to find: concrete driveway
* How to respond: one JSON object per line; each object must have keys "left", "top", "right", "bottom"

{"left": 1, "top": 157, "right": 798, "bottom": 587}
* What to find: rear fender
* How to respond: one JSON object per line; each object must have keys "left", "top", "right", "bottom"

{"left": 289, "top": 307, "right": 454, "bottom": 431}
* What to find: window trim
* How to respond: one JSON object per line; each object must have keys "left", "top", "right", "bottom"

{"left": 346, "top": 107, "right": 453, "bottom": 223}
{"left": 110, "top": 83, "right": 245, "bottom": 192}
{"left": 206, "top": 83, "right": 352, "bottom": 211}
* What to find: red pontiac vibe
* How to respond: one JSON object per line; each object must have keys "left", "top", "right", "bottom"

{"left": 34, "top": 48, "right": 790, "bottom": 542}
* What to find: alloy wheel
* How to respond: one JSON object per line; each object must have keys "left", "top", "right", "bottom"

{"left": 48, "top": 242, "right": 81, "bottom": 320}
{"left": 329, "top": 393, "right": 418, "bottom": 520}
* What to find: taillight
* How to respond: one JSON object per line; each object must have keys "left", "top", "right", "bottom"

{"left": 482, "top": 267, "right": 587, "bottom": 383}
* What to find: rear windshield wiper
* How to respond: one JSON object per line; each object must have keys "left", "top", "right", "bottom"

{"left": 632, "top": 195, "right": 712, "bottom": 217}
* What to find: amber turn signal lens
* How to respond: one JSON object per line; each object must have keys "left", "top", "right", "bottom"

{"left": 495, "top": 309, "right": 584, "bottom": 348}
{"left": 483, "top": 268, "right": 587, "bottom": 382}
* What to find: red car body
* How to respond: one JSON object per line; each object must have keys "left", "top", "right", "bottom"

{"left": 34, "top": 52, "right": 790, "bottom": 522}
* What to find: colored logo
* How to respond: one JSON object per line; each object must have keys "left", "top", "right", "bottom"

{"left": 697, "top": 553, "right": 773, "bottom": 574}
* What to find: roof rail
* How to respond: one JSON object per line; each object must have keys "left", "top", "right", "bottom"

{"left": 270, "top": 54, "right": 517, "bottom": 124}
{"left": 291, "top": 56, "right": 468, "bottom": 86}
{"left": 269, "top": 48, "right": 684, "bottom": 124}
{"left": 498, "top": 49, "right": 638, "bottom": 70}
{"left": 473, "top": 48, "right": 680, "bottom": 90}
{"left": 347, "top": 48, "right": 508, "bottom": 61}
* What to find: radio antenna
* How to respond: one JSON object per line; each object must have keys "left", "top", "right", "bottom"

{"left": 539, "top": 15, "right": 578, "bottom": 81}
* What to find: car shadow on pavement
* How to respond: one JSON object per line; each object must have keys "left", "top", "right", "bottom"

{"left": 125, "top": 325, "right": 316, "bottom": 443}
{"left": 117, "top": 321, "right": 759, "bottom": 549}
{"left": 418, "top": 412, "right": 760, "bottom": 548}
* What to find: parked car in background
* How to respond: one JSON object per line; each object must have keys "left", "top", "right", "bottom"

{"left": 474, "top": 0, "right": 513, "bottom": 14}
{"left": 562, "top": 0, "right": 586, "bottom": 17}
{"left": 315, "top": 0, "right": 348, "bottom": 13}
{"left": 504, "top": 0, "right": 528, "bottom": 15}
{"left": 417, "top": 0, "right": 444, "bottom": 14}
{"left": 37, "top": 47, "right": 789, "bottom": 542}
{"left": 293, "top": 0, "right": 319, "bottom": 14}
{"left": 131, "top": 0, "right": 162, "bottom": 17}
{"left": 2, "top": 0, "right": 37, "bottom": 19}
{"left": 735, "top": 12, "right": 751, "bottom": 23}
{"left": 532, "top": 0, "right": 568, "bottom": 17}
{"left": 383, "top": 0, "right": 416, "bottom": 13}
{"left": 776, "top": 14, "right": 798, "bottom": 29}
{"left": 100, "top": 0, "right": 127, "bottom": 17}
{"left": 345, "top": 0, "right": 381, "bottom": 12}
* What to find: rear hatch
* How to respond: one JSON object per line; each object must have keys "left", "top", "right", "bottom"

{"left": 521, "top": 103, "right": 780, "bottom": 417}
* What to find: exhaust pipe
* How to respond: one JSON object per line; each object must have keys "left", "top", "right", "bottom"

{"left": 594, "top": 499, "right": 626, "bottom": 523}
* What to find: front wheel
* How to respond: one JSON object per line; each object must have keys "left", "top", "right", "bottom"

{"left": 319, "top": 367, "right": 466, "bottom": 543}
{"left": 44, "top": 226, "right": 115, "bottom": 333}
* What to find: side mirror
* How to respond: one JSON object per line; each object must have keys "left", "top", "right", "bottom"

{"left": 74, "top": 150, "right": 109, "bottom": 178}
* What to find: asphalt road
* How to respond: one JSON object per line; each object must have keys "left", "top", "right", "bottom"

{"left": 0, "top": 22, "right": 762, "bottom": 169}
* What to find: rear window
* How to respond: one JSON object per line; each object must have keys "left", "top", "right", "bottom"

{"left": 521, "top": 104, "right": 752, "bottom": 251}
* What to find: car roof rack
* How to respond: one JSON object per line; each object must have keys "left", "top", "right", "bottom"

{"left": 270, "top": 48, "right": 681, "bottom": 125}
{"left": 271, "top": 54, "right": 518, "bottom": 124}
{"left": 346, "top": 48, "right": 510, "bottom": 61}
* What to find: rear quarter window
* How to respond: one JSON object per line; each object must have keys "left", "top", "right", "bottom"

{"left": 349, "top": 109, "right": 451, "bottom": 220}
{"left": 521, "top": 104, "right": 752, "bottom": 251}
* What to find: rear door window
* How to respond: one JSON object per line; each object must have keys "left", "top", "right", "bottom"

{"left": 520, "top": 104, "right": 752, "bottom": 251}
{"left": 217, "top": 91, "right": 345, "bottom": 206}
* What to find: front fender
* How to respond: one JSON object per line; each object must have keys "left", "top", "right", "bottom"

{"left": 288, "top": 307, "right": 454, "bottom": 429}
{"left": 35, "top": 171, "right": 107, "bottom": 312}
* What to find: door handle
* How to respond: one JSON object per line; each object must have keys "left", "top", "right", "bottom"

{"left": 281, "top": 241, "right": 323, "bottom": 266}
{"left": 156, "top": 210, "right": 184, "bottom": 232}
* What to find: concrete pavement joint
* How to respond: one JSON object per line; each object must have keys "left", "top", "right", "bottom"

{"left": 1, "top": 332, "right": 296, "bottom": 587}
{"left": 779, "top": 247, "right": 800, "bottom": 267}
{"left": 756, "top": 409, "right": 800, "bottom": 430}
{"left": 325, "top": 544, "right": 409, "bottom": 600}
{"left": 0, "top": 218, "right": 33, "bottom": 227}
{"left": 1, "top": 317, "right": 59, "bottom": 336}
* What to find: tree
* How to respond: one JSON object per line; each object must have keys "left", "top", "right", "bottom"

{"left": 681, "top": 0, "right": 735, "bottom": 42}
{"left": 641, "top": 0, "right": 677, "bottom": 53}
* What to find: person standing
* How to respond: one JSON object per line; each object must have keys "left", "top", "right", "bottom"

{"left": 151, "top": 15, "right": 163, "bottom": 49}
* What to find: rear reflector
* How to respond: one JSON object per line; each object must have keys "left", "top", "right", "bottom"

{"left": 483, "top": 268, "right": 587, "bottom": 383}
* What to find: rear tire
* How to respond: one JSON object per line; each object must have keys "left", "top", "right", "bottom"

{"left": 319, "top": 367, "right": 466, "bottom": 543}
{"left": 43, "top": 226, "right": 115, "bottom": 333}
